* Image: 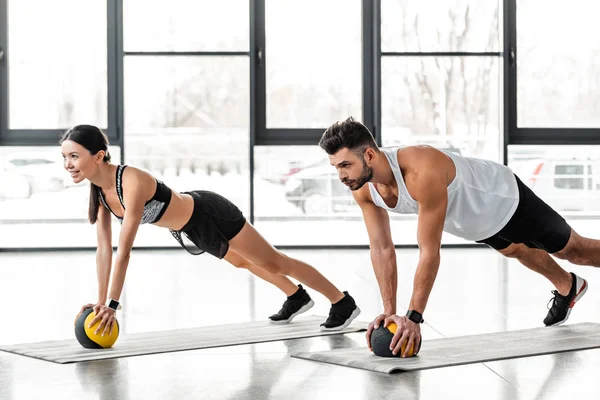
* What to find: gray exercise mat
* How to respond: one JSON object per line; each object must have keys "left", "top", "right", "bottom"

{"left": 292, "top": 322, "right": 600, "bottom": 374}
{"left": 0, "top": 316, "right": 367, "bottom": 364}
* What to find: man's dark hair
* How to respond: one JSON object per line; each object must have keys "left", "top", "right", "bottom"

{"left": 319, "top": 117, "right": 379, "bottom": 156}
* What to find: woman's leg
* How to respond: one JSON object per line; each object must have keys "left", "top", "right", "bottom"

{"left": 224, "top": 248, "right": 314, "bottom": 323}
{"left": 223, "top": 249, "right": 300, "bottom": 296}
{"left": 227, "top": 221, "right": 345, "bottom": 304}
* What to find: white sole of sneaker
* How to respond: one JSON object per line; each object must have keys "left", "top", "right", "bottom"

{"left": 548, "top": 278, "right": 588, "bottom": 327}
{"left": 319, "top": 306, "right": 361, "bottom": 331}
{"left": 268, "top": 300, "right": 315, "bottom": 325}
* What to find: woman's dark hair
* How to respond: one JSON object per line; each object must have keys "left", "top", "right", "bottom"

{"left": 319, "top": 117, "right": 379, "bottom": 157}
{"left": 60, "top": 125, "right": 111, "bottom": 224}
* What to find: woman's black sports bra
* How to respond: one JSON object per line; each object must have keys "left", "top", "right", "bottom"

{"left": 98, "top": 165, "right": 172, "bottom": 224}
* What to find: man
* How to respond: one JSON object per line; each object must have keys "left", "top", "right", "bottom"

{"left": 320, "top": 117, "right": 592, "bottom": 357}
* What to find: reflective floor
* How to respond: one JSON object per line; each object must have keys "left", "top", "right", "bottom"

{"left": 1, "top": 247, "right": 600, "bottom": 399}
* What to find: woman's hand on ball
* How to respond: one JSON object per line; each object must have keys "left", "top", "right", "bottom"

{"left": 93, "top": 303, "right": 103, "bottom": 315}
{"left": 366, "top": 313, "right": 391, "bottom": 350}
{"left": 74, "top": 303, "right": 95, "bottom": 325}
{"left": 89, "top": 305, "right": 117, "bottom": 336}
{"left": 387, "top": 315, "right": 421, "bottom": 358}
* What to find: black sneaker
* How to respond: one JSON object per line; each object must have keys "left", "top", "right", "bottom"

{"left": 320, "top": 291, "right": 361, "bottom": 331}
{"left": 269, "top": 284, "right": 315, "bottom": 324}
{"left": 544, "top": 272, "right": 588, "bottom": 327}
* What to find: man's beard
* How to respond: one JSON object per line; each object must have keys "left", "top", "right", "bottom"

{"left": 342, "top": 159, "right": 373, "bottom": 191}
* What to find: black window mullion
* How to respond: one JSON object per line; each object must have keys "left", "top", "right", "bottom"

{"left": 363, "top": 0, "right": 381, "bottom": 146}
{"left": 0, "top": 0, "right": 7, "bottom": 143}
{"left": 249, "top": 0, "right": 265, "bottom": 224}
{"left": 511, "top": 128, "right": 600, "bottom": 145}
{"left": 108, "top": 0, "right": 123, "bottom": 155}
{"left": 256, "top": 129, "right": 325, "bottom": 146}
{"left": 0, "top": 130, "right": 65, "bottom": 146}
{"left": 504, "top": 0, "right": 515, "bottom": 164}
{"left": 253, "top": 0, "right": 266, "bottom": 143}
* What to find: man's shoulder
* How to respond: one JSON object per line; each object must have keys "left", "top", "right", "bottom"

{"left": 399, "top": 146, "right": 449, "bottom": 170}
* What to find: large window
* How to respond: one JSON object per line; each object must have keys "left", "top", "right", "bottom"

{"left": 251, "top": 0, "right": 366, "bottom": 245}
{"left": 124, "top": 56, "right": 250, "bottom": 213}
{"left": 7, "top": 0, "right": 107, "bottom": 129}
{"left": 516, "top": 0, "right": 600, "bottom": 128}
{"left": 381, "top": 0, "right": 502, "bottom": 161}
{"left": 265, "top": 0, "right": 362, "bottom": 128}
{"left": 123, "top": 2, "right": 250, "bottom": 247}
{"left": 508, "top": 0, "right": 600, "bottom": 222}
{"left": 381, "top": 0, "right": 500, "bottom": 52}
{"left": 382, "top": 57, "right": 500, "bottom": 160}
{"left": 123, "top": 0, "right": 248, "bottom": 52}
{"left": 0, "top": 1, "right": 110, "bottom": 248}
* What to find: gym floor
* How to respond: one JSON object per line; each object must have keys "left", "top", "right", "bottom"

{"left": 1, "top": 247, "right": 599, "bottom": 399}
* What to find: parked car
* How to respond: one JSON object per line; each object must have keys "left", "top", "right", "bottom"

{"left": 5, "top": 151, "right": 68, "bottom": 194}
{"left": 516, "top": 158, "right": 600, "bottom": 212}
{"left": 284, "top": 163, "right": 357, "bottom": 214}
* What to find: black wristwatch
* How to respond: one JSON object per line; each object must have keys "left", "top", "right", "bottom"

{"left": 406, "top": 309, "right": 424, "bottom": 324}
{"left": 107, "top": 299, "right": 122, "bottom": 312}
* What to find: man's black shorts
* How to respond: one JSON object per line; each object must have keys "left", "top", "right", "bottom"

{"left": 476, "top": 174, "right": 572, "bottom": 253}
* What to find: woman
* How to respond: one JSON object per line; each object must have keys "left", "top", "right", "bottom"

{"left": 63, "top": 125, "right": 360, "bottom": 336}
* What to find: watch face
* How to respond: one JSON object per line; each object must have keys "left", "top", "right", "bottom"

{"left": 407, "top": 310, "right": 422, "bottom": 323}
{"left": 108, "top": 300, "right": 119, "bottom": 310}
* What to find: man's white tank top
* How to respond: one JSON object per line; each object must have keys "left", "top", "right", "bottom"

{"left": 367, "top": 147, "right": 519, "bottom": 241}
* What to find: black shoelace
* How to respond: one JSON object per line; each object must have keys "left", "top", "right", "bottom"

{"left": 546, "top": 290, "right": 570, "bottom": 313}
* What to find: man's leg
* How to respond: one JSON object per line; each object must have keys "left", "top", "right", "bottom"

{"left": 497, "top": 243, "right": 572, "bottom": 296}
{"left": 553, "top": 229, "right": 600, "bottom": 267}
{"left": 479, "top": 175, "right": 589, "bottom": 326}
{"left": 493, "top": 242, "right": 587, "bottom": 326}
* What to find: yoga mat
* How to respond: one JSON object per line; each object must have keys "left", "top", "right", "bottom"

{"left": 292, "top": 322, "right": 600, "bottom": 374}
{"left": 0, "top": 316, "right": 367, "bottom": 364}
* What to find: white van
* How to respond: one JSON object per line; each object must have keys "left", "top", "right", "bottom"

{"left": 515, "top": 159, "right": 600, "bottom": 212}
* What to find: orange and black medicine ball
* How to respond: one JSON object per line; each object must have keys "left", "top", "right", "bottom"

{"left": 74, "top": 308, "right": 120, "bottom": 349}
{"left": 370, "top": 322, "right": 421, "bottom": 357}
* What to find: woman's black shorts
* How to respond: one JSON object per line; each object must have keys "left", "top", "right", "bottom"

{"left": 170, "top": 190, "right": 246, "bottom": 259}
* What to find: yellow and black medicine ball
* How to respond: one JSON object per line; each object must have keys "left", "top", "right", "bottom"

{"left": 370, "top": 322, "right": 420, "bottom": 357}
{"left": 74, "top": 308, "right": 120, "bottom": 349}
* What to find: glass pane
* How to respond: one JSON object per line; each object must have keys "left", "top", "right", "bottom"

{"left": 8, "top": 0, "right": 107, "bottom": 129}
{"left": 508, "top": 145, "right": 600, "bottom": 215}
{"left": 382, "top": 57, "right": 501, "bottom": 161}
{"left": 124, "top": 56, "right": 248, "bottom": 131}
{"left": 124, "top": 0, "right": 248, "bottom": 52}
{"left": 124, "top": 56, "right": 249, "bottom": 246}
{"left": 0, "top": 146, "right": 120, "bottom": 248}
{"left": 382, "top": 0, "right": 500, "bottom": 52}
{"left": 517, "top": 0, "right": 600, "bottom": 127}
{"left": 253, "top": 146, "right": 468, "bottom": 246}
{"left": 265, "top": 0, "right": 361, "bottom": 128}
